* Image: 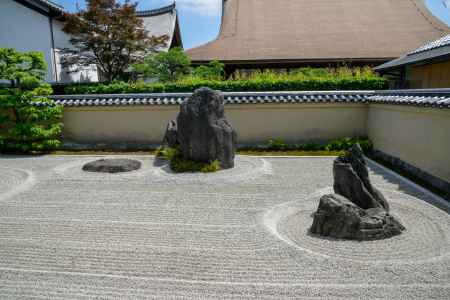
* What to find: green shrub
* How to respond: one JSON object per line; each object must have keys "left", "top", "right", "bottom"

{"left": 60, "top": 67, "right": 387, "bottom": 95}
{"left": 266, "top": 138, "right": 288, "bottom": 151}
{"left": 252, "top": 137, "right": 373, "bottom": 154}
{"left": 0, "top": 48, "right": 63, "bottom": 153}
{"left": 157, "top": 146, "right": 221, "bottom": 173}
{"left": 192, "top": 61, "right": 225, "bottom": 81}
{"left": 133, "top": 47, "right": 191, "bottom": 82}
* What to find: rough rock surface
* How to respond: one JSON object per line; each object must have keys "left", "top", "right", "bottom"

{"left": 163, "top": 120, "right": 178, "bottom": 148}
{"left": 310, "top": 194, "right": 405, "bottom": 240}
{"left": 311, "top": 144, "right": 405, "bottom": 240}
{"left": 333, "top": 144, "right": 389, "bottom": 211}
{"left": 164, "top": 88, "right": 237, "bottom": 169}
{"left": 82, "top": 159, "right": 141, "bottom": 173}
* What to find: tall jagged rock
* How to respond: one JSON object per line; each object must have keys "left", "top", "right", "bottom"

{"left": 333, "top": 144, "right": 389, "bottom": 211}
{"left": 163, "top": 88, "right": 237, "bottom": 169}
{"left": 310, "top": 144, "right": 405, "bottom": 240}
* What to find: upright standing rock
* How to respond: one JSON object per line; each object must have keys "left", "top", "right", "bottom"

{"left": 310, "top": 144, "right": 405, "bottom": 240}
{"left": 164, "top": 88, "right": 237, "bottom": 169}
{"left": 333, "top": 144, "right": 389, "bottom": 211}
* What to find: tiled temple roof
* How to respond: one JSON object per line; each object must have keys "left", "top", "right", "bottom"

{"left": 34, "top": 0, "right": 64, "bottom": 13}
{"left": 375, "top": 34, "right": 450, "bottom": 71}
{"left": 136, "top": 3, "right": 176, "bottom": 17}
{"left": 41, "top": 90, "right": 450, "bottom": 109}
{"left": 410, "top": 34, "right": 450, "bottom": 55}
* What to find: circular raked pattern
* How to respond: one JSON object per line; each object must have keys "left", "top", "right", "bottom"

{"left": 271, "top": 189, "right": 450, "bottom": 263}
{"left": 0, "top": 167, "right": 31, "bottom": 197}
{"left": 54, "top": 156, "right": 272, "bottom": 184}
{"left": 151, "top": 155, "right": 272, "bottom": 184}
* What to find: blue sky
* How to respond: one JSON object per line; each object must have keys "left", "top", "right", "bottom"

{"left": 56, "top": 0, "right": 450, "bottom": 50}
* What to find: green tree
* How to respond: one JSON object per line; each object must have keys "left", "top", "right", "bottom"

{"left": 61, "top": 0, "right": 168, "bottom": 82}
{"left": 133, "top": 47, "right": 191, "bottom": 82}
{"left": 192, "top": 60, "right": 225, "bottom": 80}
{"left": 0, "top": 48, "right": 63, "bottom": 153}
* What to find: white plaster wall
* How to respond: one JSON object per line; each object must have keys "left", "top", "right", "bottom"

{"left": 141, "top": 13, "right": 176, "bottom": 51}
{"left": 0, "top": 0, "right": 55, "bottom": 81}
{"left": 62, "top": 104, "right": 368, "bottom": 144}
{"left": 368, "top": 105, "right": 450, "bottom": 182}
{"left": 52, "top": 20, "right": 99, "bottom": 83}
{"left": 62, "top": 102, "right": 450, "bottom": 184}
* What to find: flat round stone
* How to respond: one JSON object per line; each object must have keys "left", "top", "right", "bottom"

{"left": 82, "top": 159, "right": 141, "bottom": 173}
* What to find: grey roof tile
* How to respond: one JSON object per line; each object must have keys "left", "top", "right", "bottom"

{"left": 43, "top": 90, "right": 450, "bottom": 109}
{"left": 410, "top": 34, "right": 450, "bottom": 55}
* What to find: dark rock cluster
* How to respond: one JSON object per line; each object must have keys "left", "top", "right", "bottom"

{"left": 164, "top": 88, "right": 237, "bottom": 169}
{"left": 310, "top": 144, "right": 405, "bottom": 240}
{"left": 82, "top": 159, "right": 141, "bottom": 173}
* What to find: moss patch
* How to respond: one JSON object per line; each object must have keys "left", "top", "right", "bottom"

{"left": 156, "top": 147, "right": 221, "bottom": 173}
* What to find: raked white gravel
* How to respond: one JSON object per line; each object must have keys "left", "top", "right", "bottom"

{"left": 0, "top": 155, "right": 449, "bottom": 299}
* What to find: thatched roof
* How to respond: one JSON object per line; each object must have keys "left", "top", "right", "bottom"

{"left": 187, "top": 0, "right": 450, "bottom": 66}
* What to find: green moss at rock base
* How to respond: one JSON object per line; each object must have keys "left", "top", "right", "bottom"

{"left": 157, "top": 146, "right": 221, "bottom": 173}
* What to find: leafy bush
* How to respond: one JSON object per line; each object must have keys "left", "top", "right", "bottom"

{"left": 156, "top": 146, "right": 221, "bottom": 173}
{"left": 266, "top": 138, "right": 288, "bottom": 151}
{"left": 244, "top": 137, "right": 373, "bottom": 154}
{"left": 0, "top": 48, "right": 63, "bottom": 153}
{"left": 133, "top": 47, "right": 191, "bottom": 82}
{"left": 192, "top": 60, "right": 225, "bottom": 81}
{"left": 61, "top": 67, "right": 387, "bottom": 95}
{"left": 324, "top": 137, "right": 373, "bottom": 153}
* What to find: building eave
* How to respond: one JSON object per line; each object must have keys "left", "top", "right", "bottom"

{"left": 375, "top": 46, "right": 450, "bottom": 72}
{"left": 14, "top": 0, "right": 64, "bottom": 17}
{"left": 136, "top": 3, "right": 176, "bottom": 17}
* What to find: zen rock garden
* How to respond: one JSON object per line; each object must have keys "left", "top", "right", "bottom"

{"left": 310, "top": 144, "right": 405, "bottom": 240}
{"left": 82, "top": 89, "right": 406, "bottom": 243}
{"left": 37, "top": 87, "right": 447, "bottom": 299}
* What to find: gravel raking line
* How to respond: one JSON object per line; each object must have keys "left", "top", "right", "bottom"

{"left": 0, "top": 155, "right": 449, "bottom": 299}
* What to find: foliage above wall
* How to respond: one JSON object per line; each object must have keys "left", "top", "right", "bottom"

{"left": 0, "top": 48, "right": 63, "bottom": 153}
{"left": 133, "top": 47, "right": 192, "bottom": 82}
{"left": 61, "top": 0, "right": 168, "bottom": 83}
{"left": 60, "top": 67, "right": 387, "bottom": 95}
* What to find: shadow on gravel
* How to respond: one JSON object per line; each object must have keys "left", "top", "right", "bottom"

{"left": 153, "top": 157, "right": 167, "bottom": 167}
{"left": 0, "top": 154, "right": 47, "bottom": 159}
{"left": 368, "top": 161, "right": 450, "bottom": 213}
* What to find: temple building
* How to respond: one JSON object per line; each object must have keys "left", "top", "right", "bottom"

{"left": 375, "top": 34, "right": 450, "bottom": 88}
{"left": 0, "top": 0, "right": 183, "bottom": 83}
{"left": 187, "top": 0, "right": 450, "bottom": 73}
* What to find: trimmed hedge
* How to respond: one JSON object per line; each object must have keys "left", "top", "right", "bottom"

{"left": 57, "top": 77, "right": 387, "bottom": 95}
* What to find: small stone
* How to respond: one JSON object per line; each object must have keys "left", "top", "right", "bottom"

{"left": 82, "top": 159, "right": 141, "bottom": 173}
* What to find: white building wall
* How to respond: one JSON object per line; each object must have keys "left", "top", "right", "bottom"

{"left": 141, "top": 13, "right": 176, "bottom": 51}
{"left": 52, "top": 20, "right": 99, "bottom": 83}
{"left": 0, "top": 0, "right": 55, "bottom": 82}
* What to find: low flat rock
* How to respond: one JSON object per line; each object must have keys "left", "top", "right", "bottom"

{"left": 82, "top": 159, "right": 141, "bottom": 173}
{"left": 310, "top": 194, "right": 405, "bottom": 240}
